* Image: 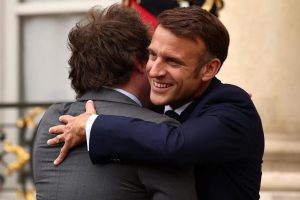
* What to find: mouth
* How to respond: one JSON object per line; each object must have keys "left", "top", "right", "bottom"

{"left": 153, "top": 81, "right": 172, "bottom": 88}
{"left": 151, "top": 80, "right": 173, "bottom": 93}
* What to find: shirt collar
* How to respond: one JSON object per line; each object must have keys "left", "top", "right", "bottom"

{"left": 164, "top": 101, "right": 192, "bottom": 115}
{"left": 103, "top": 86, "right": 142, "bottom": 107}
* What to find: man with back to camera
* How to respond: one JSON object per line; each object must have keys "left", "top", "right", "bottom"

{"left": 33, "top": 4, "right": 198, "bottom": 200}
{"left": 49, "top": 6, "right": 265, "bottom": 200}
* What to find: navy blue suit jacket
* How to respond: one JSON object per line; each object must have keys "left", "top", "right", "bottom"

{"left": 89, "top": 78, "right": 264, "bottom": 200}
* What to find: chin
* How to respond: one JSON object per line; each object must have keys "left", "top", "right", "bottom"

{"left": 151, "top": 98, "right": 173, "bottom": 107}
{"left": 151, "top": 100, "right": 164, "bottom": 106}
{"left": 150, "top": 97, "right": 166, "bottom": 106}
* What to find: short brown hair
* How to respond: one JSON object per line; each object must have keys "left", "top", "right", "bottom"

{"left": 68, "top": 4, "right": 150, "bottom": 98}
{"left": 158, "top": 6, "right": 229, "bottom": 65}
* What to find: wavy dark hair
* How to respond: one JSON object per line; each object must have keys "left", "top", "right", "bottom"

{"left": 158, "top": 6, "right": 229, "bottom": 66}
{"left": 68, "top": 4, "right": 150, "bottom": 98}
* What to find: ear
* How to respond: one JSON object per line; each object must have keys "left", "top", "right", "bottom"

{"left": 135, "top": 63, "right": 146, "bottom": 75}
{"left": 200, "top": 58, "right": 221, "bottom": 81}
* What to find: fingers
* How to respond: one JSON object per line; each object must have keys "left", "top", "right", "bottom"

{"left": 47, "top": 134, "right": 64, "bottom": 145}
{"left": 59, "top": 115, "right": 74, "bottom": 124}
{"left": 54, "top": 144, "right": 70, "bottom": 166}
{"left": 47, "top": 100, "right": 94, "bottom": 166}
{"left": 86, "top": 100, "right": 96, "bottom": 114}
{"left": 49, "top": 125, "right": 65, "bottom": 134}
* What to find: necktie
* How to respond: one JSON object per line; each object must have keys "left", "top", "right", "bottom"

{"left": 165, "top": 110, "right": 180, "bottom": 121}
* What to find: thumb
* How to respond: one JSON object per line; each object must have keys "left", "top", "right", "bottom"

{"left": 86, "top": 100, "right": 96, "bottom": 114}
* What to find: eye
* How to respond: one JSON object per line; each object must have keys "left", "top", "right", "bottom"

{"left": 168, "top": 61, "right": 179, "bottom": 67}
{"left": 166, "top": 58, "right": 183, "bottom": 67}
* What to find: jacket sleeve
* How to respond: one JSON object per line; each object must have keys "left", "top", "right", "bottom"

{"left": 89, "top": 103, "right": 263, "bottom": 165}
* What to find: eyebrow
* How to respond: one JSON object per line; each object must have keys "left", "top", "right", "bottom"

{"left": 166, "top": 56, "right": 185, "bottom": 65}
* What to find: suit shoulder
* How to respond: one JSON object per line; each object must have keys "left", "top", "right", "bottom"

{"left": 204, "top": 82, "right": 253, "bottom": 107}
{"left": 198, "top": 82, "right": 258, "bottom": 115}
{"left": 217, "top": 83, "right": 250, "bottom": 99}
{"left": 40, "top": 102, "right": 73, "bottom": 125}
{"left": 44, "top": 102, "right": 72, "bottom": 116}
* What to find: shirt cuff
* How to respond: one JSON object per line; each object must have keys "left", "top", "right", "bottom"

{"left": 85, "top": 114, "right": 99, "bottom": 151}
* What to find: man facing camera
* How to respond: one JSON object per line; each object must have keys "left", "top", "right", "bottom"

{"left": 50, "top": 6, "right": 264, "bottom": 200}
{"left": 33, "top": 5, "right": 197, "bottom": 200}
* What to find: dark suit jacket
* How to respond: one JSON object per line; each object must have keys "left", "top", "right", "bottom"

{"left": 33, "top": 88, "right": 197, "bottom": 200}
{"left": 89, "top": 78, "right": 265, "bottom": 200}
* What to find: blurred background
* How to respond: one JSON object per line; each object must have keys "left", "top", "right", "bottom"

{"left": 0, "top": 0, "right": 299, "bottom": 199}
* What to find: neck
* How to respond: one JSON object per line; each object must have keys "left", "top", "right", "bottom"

{"left": 115, "top": 70, "right": 151, "bottom": 108}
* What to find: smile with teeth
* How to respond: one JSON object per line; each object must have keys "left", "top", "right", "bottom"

{"left": 153, "top": 81, "right": 172, "bottom": 88}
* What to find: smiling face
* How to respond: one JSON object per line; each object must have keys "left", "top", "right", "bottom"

{"left": 146, "top": 25, "right": 211, "bottom": 109}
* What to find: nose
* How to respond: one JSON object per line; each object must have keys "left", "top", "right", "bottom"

{"left": 147, "top": 58, "right": 166, "bottom": 78}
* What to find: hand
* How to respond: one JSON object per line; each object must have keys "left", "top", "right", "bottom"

{"left": 47, "top": 100, "right": 96, "bottom": 165}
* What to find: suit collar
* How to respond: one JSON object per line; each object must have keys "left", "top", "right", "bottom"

{"left": 77, "top": 88, "right": 139, "bottom": 106}
{"left": 104, "top": 87, "right": 142, "bottom": 107}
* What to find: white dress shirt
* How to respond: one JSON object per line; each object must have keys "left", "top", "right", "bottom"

{"left": 164, "top": 102, "right": 192, "bottom": 115}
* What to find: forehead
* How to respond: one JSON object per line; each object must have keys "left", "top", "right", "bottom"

{"left": 149, "top": 26, "right": 205, "bottom": 58}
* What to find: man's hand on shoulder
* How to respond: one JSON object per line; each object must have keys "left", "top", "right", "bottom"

{"left": 47, "top": 100, "right": 96, "bottom": 165}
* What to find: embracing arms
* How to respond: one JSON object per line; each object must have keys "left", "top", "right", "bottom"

{"left": 48, "top": 99, "right": 263, "bottom": 166}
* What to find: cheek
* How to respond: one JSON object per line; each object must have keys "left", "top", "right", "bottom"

{"left": 171, "top": 73, "right": 185, "bottom": 89}
{"left": 176, "top": 77, "right": 196, "bottom": 94}
{"left": 145, "top": 61, "right": 153, "bottom": 72}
